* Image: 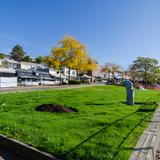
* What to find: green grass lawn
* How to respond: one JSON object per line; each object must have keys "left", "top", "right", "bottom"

{"left": 0, "top": 85, "right": 159, "bottom": 160}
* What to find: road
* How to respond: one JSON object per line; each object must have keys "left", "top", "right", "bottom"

{"left": 0, "top": 83, "right": 103, "bottom": 93}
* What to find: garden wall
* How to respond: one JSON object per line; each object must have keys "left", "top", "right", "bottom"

{"left": 0, "top": 77, "right": 17, "bottom": 88}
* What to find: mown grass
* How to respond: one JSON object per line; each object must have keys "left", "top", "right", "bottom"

{"left": 0, "top": 85, "right": 159, "bottom": 160}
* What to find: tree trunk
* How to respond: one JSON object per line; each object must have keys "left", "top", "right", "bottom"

{"left": 144, "top": 78, "right": 147, "bottom": 88}
{"left": 60, "top": 70, "right": 62, "bottom": 85}
{"left": 144, "top": 66, "right": 147, "bottom": 87}
{"left": 69, "top": 67, "right": 71, "bottom": 80}
{"left": 77, "top": 70, "right": 80, "bottom": 80}
{"left": 90, "top": 70, "right": 93, "bottom": 83}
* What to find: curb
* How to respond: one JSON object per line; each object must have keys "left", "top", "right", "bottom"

{"left": 0, "top": 84, "right": 103, "bottom": 93}
{"left": 130, "top": 104, "right": 160, "bottom": 160}
{"left": 0, "top": 134, "right": 57, "bottom": 160}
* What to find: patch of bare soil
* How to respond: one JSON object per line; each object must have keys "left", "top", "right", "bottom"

{"left": 36, "top": 104, "right": 78, "bottom": 113}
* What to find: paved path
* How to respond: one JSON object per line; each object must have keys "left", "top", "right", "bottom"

{"left": 0, "top": 145, "right": 22, "bottom": 160}
{"left": 156, "top": 143, "right": 160, "bottom": 160}
{"left": 0, "top": 84, "right": 103, "bottom": 93}
{"left": 130, "top": 106, "right": 160, "bottom": 160}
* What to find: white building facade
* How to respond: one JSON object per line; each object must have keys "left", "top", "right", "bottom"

{"left": 62, "top": 67, "right": 77, "bottom": 79}
{"left": 20, "top": 61, "right": 46, "bottom": 70}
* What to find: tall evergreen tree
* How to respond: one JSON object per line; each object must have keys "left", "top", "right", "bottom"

{"left": 35, "top": 56, "right": 44, "bottom": 63}
{"left": 23, "top": 55, "right": 32, "bottom": 62}
{"left": 10, "top": 44, "right": 26, "bottom": 61}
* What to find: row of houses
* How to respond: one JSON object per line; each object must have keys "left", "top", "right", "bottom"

{"left": 0, "top": 58, "right": 77, "bottom": 87}
{"left": 0, "top": 57, "right": 125, "bottom": 88}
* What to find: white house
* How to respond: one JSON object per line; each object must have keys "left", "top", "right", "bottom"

{"left": 20, "top": 61, "right": 46, "bottom": 70}
{"left": 0, "top": 58, "right": 17, "bottom": 88}
{"left": 0, "top": 59, "right": 3, "bottom": 68}
{"left": 62, "top": 67, "right": 77, "bottom": 79}
{"left": 49, "top": 68, "right": 68, "bottom": 84}
{"left": 0, "top": 77, "right": 17, "bottom": 88}
{"left": 0, "top": 58, "right": 20, "bottom": 69}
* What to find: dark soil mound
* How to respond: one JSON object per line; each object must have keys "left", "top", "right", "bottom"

{"left": 36, "top": 104, "right": 78, "bottom": 113}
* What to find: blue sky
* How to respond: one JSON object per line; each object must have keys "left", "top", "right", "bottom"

{"left": 0, "top": 0, "right": 160, "bottom": 67}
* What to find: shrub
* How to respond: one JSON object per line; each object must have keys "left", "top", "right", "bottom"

{"left": 81, "top": 80, "right": 90, "bottom": 84}
{"left": 62, "top": 82, "right": 68, "bottom": 85}
{"left": 0, "top": 53, "right": 5, "bottom": 59}
{"left": 68, "top": 80, "right": 81, "bottom": 85}
{"left": 120, "top": 81, "right": 125, "bottom": 86}
{"left": 106, "top": 79, "right": 115, "bottom": 85}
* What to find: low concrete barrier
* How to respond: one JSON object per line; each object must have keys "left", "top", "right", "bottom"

{"left": 40, "top": 80, "right": 56, "bottom": 85}
{"left": 0, "top": 134, "right": 57, "bottom": 160}
{"left": 21, "top": 81, "right": 39, "bottom": 86}
{"left": 0, "top": 77, "right": 17, "bottom": 88}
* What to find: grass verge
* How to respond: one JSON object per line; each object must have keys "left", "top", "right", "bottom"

{"left": 0, "top": 85, "right": 159, "bottom": 160}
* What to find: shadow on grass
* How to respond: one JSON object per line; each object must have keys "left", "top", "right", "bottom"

{"left": 61, "top": 102, "right": 157, "bottom": 160}
{"left": 121, "top": 101, "right": 158, "bottom": 106}
{"left": 122, "top": 146, "right": 153, "bottom": 151}
{"left": 112, "top": 112, "right": 153, "bottom": 159}
{"left": 61, "top": 111, "right": 137, "bottom": 159}
{"left": 121, "top": 101, "right": 146, "bottom": 105}
{"left": 115, "top": 146, "right": 154, "bottom": 160}
{"left": 136, "top": 108, "right": 155, "bottom": 112}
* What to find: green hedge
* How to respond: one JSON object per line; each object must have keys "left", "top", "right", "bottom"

{"left": 81, "top": 80, "right": 90, "bottom": 84}
{"left": 68, "top": 80, "right": 81, "bottom": 85}
{"left": 0, "top": 53, "right": 5, "bottom": 59}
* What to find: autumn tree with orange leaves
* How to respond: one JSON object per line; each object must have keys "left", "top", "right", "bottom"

{"left": 45, "top": 35, "right": 98, "bottom": 80}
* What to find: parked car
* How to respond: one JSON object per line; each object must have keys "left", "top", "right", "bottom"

{"left": 105, "top": 79, "right": 114, "bottom": 85}
{"left": 151, "top": 83, "right": 160, "bottom": 87}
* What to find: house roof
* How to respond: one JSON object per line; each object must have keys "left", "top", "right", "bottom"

{"left": 81, "top": 74, "right": 91, "bottom": 79}
{"left": 3, "top": 58, "right": 20, "bottom": 64}
{"left": 20, "top": 61, "right": 40, "bottom": 65}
